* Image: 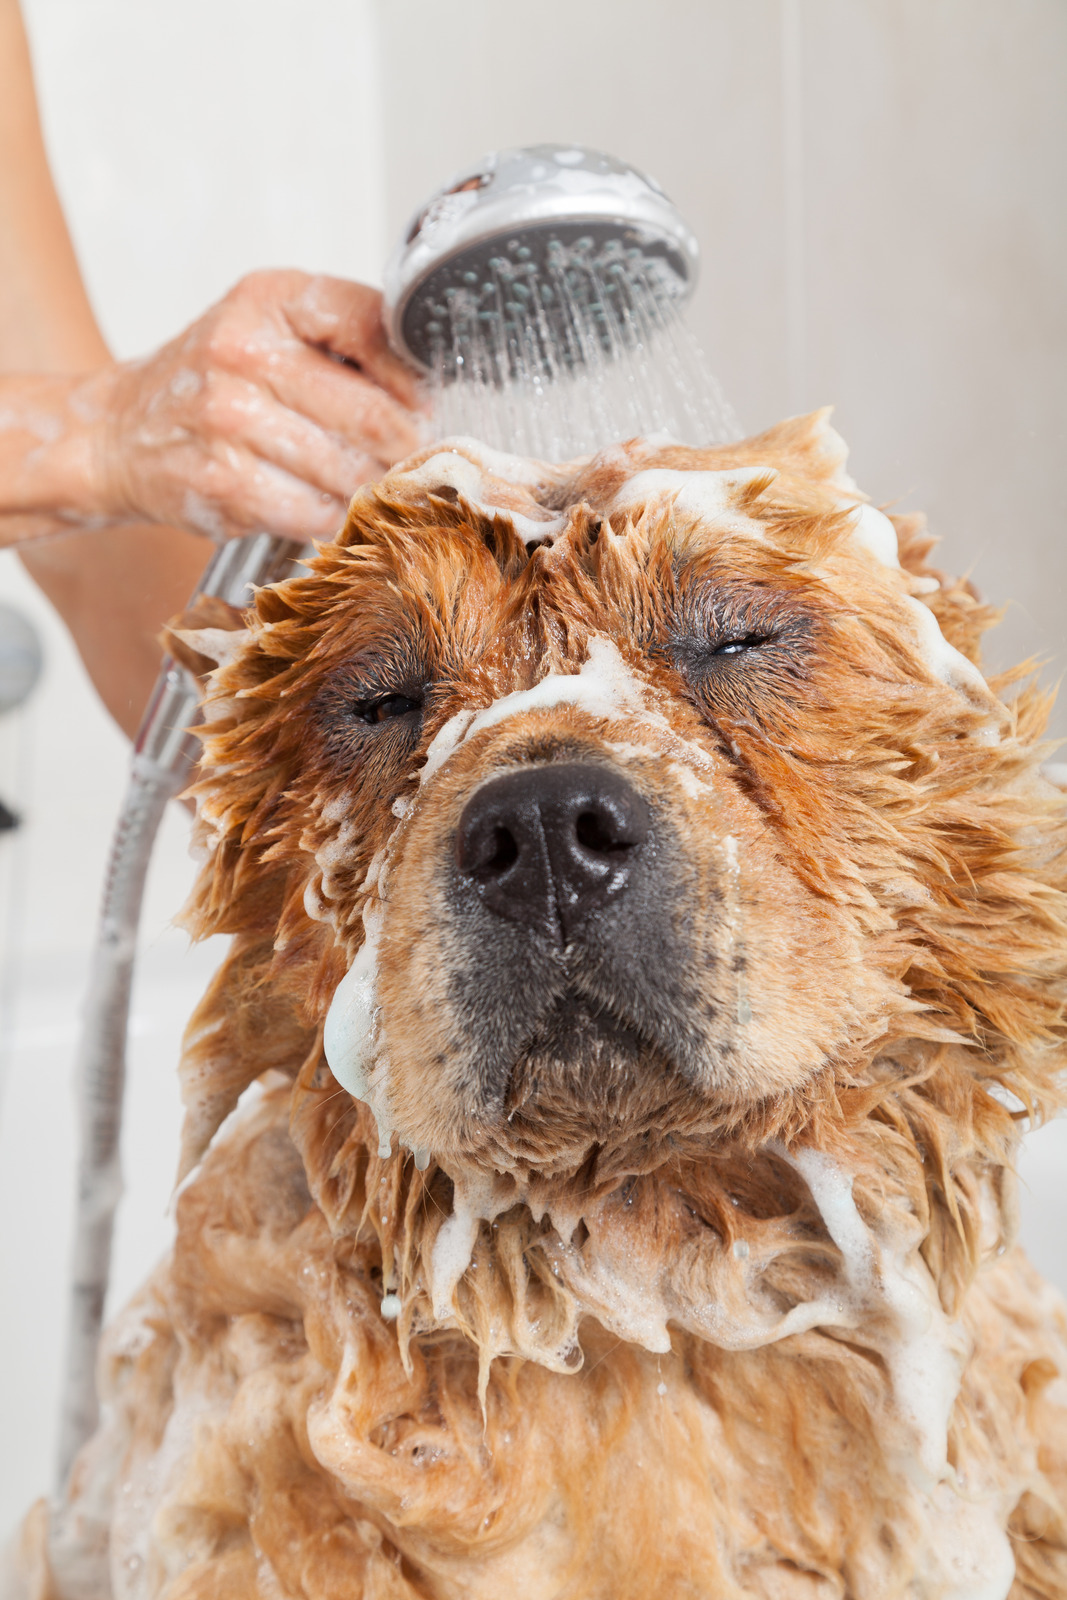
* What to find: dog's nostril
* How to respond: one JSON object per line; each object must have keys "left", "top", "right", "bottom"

{"left": 486, "top": 825, "right": 519, "bottom": 873}
{"left": 575, "top": 808, "right": 634, "bottom": 855}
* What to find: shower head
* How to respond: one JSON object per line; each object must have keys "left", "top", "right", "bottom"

{"left": 382, "top": 143, "right": 700, "bottom": 376}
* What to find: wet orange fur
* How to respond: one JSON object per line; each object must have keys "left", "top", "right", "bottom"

{"left": 21, "top": 414, "right": 1067, "bottom": 1599}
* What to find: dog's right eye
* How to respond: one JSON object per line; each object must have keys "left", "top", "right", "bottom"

{"left": 349, "top": 693, "right": 423, "bottom": 725}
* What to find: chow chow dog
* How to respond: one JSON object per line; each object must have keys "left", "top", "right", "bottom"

{"left": 12, "top": 412, "right": 1067, "bottom": 1599}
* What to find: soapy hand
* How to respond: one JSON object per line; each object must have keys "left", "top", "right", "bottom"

{"left": 84, "top": 271, "right": 423, "bottom": 542}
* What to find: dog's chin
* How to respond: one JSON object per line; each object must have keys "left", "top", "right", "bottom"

{"left": 468, "top": 991, "right": 711, "bottom": 1181}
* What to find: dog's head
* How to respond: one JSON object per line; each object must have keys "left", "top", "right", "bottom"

{"left": 177, "top": 411, "right": 1066, "bottom": 1385}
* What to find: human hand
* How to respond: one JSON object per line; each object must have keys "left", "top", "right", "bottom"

{"left": 84, "top": 271, "right": 424, "bottom": 542}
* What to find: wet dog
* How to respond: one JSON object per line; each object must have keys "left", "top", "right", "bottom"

{"left": 18, "top": 412, "right": 1067, "bottom": 1598}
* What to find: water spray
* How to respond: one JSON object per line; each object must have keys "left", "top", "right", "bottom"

{"left": 54, "top": 142, "right": 732, "bottom": 1492}
{"left": 384, "top": 143, "right": 736, "bottom": 455}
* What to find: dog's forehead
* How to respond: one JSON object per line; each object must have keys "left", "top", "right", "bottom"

{"left": 343, "top": 434, "right": 867, "bottom": 622}
{"left": 374, "top": 436, "right": 793, "bottom": 545}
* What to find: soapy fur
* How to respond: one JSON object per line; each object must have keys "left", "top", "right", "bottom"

{"left": 13, "top": 413, "right": 1067, "bottom": 1600}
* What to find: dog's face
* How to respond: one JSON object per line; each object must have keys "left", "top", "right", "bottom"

{"left": 181, "top": 411, "right": 1064, "bottom": 1371}
{"left": 311, "top": 452, "right": 938, "bottom": 1181}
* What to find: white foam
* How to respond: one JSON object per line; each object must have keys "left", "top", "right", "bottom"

{"left": 419, "top": 707, "right": 476, "bottom": 787}
{"left": 393, "top": 445, "right": 568, "bottom": 545}
{"left": 462, "top": 635, "right": 652, "bottom": 738}
{"left": 901, "top": 594, "right": 1001, "bottom": 743}
{"left": 396, "top": 448, "right": 486, "bottom": 501}
{"left": 322, "top": 900, "right": 391, "bottom": 1150}
{"left": 320, "top": 836, "right": 434, "bottom": 1165}
{"left": 415, "top": 637, "right": 664, "bottom": 802}
{"left": 429, "top": 1171, "right": 516, "bottom": 1320}
{"left": 923, "top": 1486, "right": 1017, "bottom": 1600}
{"left": 841, "top": 501, "right": 901, "bottom": 569}
{"left": 780, "top": 1146, "right": 1015, "bottom": 1600}
{"left": 608, "top": 466, "right": 774, "bottom": 532}
{"left": 501, "top": 508, "right": 569, "bottom": 546}
{"left": 437, "top": 437, "right": 567, "bottom": 488}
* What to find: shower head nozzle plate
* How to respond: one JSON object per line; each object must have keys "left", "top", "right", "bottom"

{"left": 383, "top": 144, "right": 700, "bottom": 375}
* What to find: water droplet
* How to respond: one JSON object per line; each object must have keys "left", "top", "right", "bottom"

{"left": 381, "top": 1293, "right": 402, "bottom": 1320}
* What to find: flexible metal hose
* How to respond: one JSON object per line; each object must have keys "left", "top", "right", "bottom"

{"left": 54, "top": 533, "right": 302, "bottom": 1491}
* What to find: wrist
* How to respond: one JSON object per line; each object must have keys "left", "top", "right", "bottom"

{"left": 0, "top": 369, "right": 125, "bottom": 536}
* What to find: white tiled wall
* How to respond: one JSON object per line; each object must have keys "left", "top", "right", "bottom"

{"left": 1, "top": 0, "right": 1064, "bottom": 1540}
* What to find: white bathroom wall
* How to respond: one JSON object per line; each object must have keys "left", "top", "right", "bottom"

{"left": 0, "top": 0, "right": 1065, "bottom": 1541}
{"left": 23, "top": 0, "right": 388, "bottom": 356}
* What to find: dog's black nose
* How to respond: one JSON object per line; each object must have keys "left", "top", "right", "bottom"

{"left": 455, "top": 763, "right": 650, "bottom": 943}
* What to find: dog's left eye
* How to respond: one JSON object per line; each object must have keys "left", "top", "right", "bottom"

{"left": 349, "top": 692, "right": 423, "bottom": 725}
{"left": 711, "top": 634, "right": 773, "bottom": 656}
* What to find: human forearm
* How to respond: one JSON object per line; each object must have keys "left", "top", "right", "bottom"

{"left": 0, "top": 371, "right": 115, "bottom": 545}
{"left": 0, "top": 0, "right": 108, "bottom": 371}
{"left": 2, "top": 363, "right": 212, "bottom": 733}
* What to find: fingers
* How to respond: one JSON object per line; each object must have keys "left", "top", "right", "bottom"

{"left": 163, "top": 444, "right": 350, "bottom": 544}
{"left": 210, "top": 373, "right": 391, "bottom": 501}
{"left": 93, "top": 269, "right": 428, "bottom": 545}
{"left": 215, "top": 455, "right": 349, "bottom": 542}
{"left": 262, "top": 341, "right": 422, "bottom": 467}
{"left": 283, "top": 274, "right": 424, "bottom": 412}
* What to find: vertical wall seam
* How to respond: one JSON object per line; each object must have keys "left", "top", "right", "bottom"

{"left": 781, "top": 0, "right": 806, "bottom": 415}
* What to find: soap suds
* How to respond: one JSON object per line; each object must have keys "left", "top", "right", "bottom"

{"left": 321, "top": 846, "right": 423, "bottom": 1163}
{"left": 417, "top": 637, "right": 670, "bottom": 801}
{"left": 608, "top": 465, "right": 774, "bottom": 535}
{"left": 840, "top": 500, "right": 901, "bottom": 569}
{"left": 429, "top": 1171, "right": 517, "bottom": 1320}
{"left": 393, "top": 445, "right": 568, "bottom": 545}
{"left": 419, "top": 707, "right": 477, "bottom": 788}
{"left": 780, "top": 1146, "right": 1015, "bottom": 1600}
{"left": 901, "top": 594, "right": 1001, "bottom": 743}
{"left": 322, "top": 900, "right": 392, "bottom": 1154}
{"left": 438, "top": 436, "right": 569, "bottom": 489}
{"left": 461, "top": 635, "right": 655, "bottom": 738}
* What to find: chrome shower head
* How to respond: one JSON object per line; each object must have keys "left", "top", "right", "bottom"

{"left": 382, "top": 143, "right": 700, "bottom": 377}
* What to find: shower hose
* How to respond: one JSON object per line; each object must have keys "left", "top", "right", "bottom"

{"left": 55, "top": 532, "right": 303, "bottom": 1491}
